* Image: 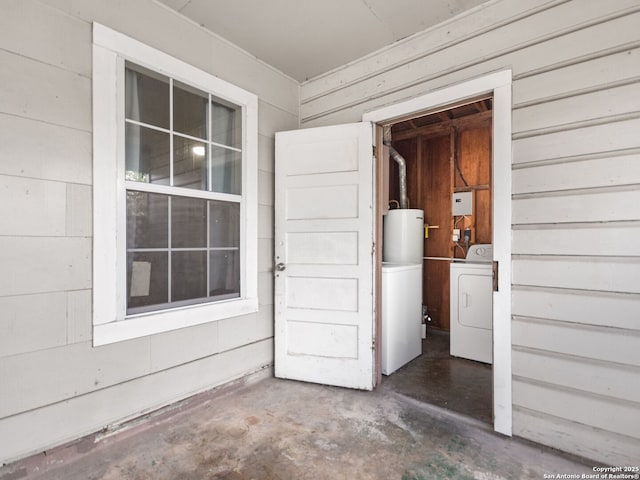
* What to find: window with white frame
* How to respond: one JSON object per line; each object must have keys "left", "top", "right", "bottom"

{"left": 92, "top": 24, "right": 258, "bottom": 345}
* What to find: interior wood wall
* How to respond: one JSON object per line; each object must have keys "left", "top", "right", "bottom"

{"left": 389, "top": 116, "right": 491, "bottom": 331}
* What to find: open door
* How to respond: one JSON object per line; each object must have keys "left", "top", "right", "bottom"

{"left": 274, "top": 122, "right": 375, "bottom": 390}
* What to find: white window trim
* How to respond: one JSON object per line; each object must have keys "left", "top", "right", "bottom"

{"left": 92, "top": 23, "right": 258, "bottom": 346}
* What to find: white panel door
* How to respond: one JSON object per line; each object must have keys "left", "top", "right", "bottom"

{"left": 274, "top": 122, "right": 375, "bottom": 390}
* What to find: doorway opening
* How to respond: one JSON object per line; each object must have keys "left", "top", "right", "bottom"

{"left": 380, "top": 97, "right": 494, "bottom": 425}
{"left": 363, "top": 70, "right": 513, "bottom": 435}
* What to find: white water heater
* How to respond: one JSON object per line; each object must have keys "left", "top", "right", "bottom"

{"left": 383, "top": 209, "right": 424, "bottom": 264}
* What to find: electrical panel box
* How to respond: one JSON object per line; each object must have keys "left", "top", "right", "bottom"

{"left": 452, "top": 191, "right": 473, "bottom": 216}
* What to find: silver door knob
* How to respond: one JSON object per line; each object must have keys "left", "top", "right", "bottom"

{"left": 275, "top": 262, "right": 286, "bottom": 271}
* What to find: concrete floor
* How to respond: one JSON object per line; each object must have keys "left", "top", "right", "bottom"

{"left": 385, "top": 329, "right": 493, "bottom": 424}
{"left": 1, "top": 352, "right": 593, "bottom": 480}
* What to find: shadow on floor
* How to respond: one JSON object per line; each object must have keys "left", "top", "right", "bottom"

{"left": 382, "top": 328, "right": 493, "bottom": 425}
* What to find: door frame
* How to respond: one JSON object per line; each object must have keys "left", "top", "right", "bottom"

{"left": 363, "top": 70, "right": 513, "bottom": 436}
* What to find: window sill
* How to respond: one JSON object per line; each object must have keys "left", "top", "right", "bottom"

{"left": 93, "top": 297, "right": 259, "bottom": 346}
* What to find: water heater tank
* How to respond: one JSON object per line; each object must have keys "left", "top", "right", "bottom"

{"left": 383, "top": 209, "right": 424, "bottom": 263}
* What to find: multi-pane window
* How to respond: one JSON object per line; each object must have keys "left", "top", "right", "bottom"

{"left": 124, "top": 63, "right": 243, "bottom": 314}
{"left": 93, "top": 23, "right": 257, "bottom": 345}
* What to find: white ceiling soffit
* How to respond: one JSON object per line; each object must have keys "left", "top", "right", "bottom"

{"left": 158, "top": 0, "right": 489, "bottom": 82}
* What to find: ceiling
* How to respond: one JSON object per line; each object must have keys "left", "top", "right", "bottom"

{"left": 391, "top": 97, "right": 493, "bottom": 140}
{"left": 158, "top": 0, "right": 490, "bottom": 82}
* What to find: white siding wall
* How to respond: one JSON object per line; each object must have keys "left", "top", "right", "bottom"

{"left": 0, "top": 0, "right": 297, "bottom": 463}
{"left": 301, "top": 0, "right": 640, "bottom": 465}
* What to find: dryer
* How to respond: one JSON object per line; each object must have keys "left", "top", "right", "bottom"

{"left": 450, "top": 244, "right": 493, "bottom": 364}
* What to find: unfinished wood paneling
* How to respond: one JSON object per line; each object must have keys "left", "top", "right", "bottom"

{"left": 422, "top": 134, "right": 452, "bottom": 330}
{"left": 424, "top": 260, "right": 450, "bottom": 331}
{"left": 421, "top": 135, "right": 452, "bottom": 259}
{"left": 390, "top": 114, "right": 491, "bottom": 331}
{"left": 456, "top": 124, "right": 492, "bottom": 246}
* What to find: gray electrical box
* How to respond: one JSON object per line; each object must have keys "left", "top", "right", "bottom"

{"left": 452, "top": 191, "right": 473, "bottom": 215}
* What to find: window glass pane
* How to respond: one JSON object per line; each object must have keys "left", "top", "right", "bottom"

{"left": 125, "top": 64, "right": 169, "bottom": 129}
{"left": 127, "top": 252, "right": 168, "bottom": 310}
{"left": 171, "top": 197, "right": 207, "bottom": 248}
{"left": 210, "top": 146, "right": 241, "bottom": 194}
{"left": 172, "top": 251, "right": 207, "bottom": 302}
{"left": 125, "top": 124, "right": 170, "bottom": 184}
{"left": 121, "top": 61, "right": 248, "bottom": 317}
{"left": 173, "top": 81, "right": 207, "bottom": 140}
{"left": 209, "top": 251, "right": 240, "bottom": 298}
{"left": 209, "top": 201, "right": 239, "bottom": 248}
{"left": 211, "top": 98, "right": 242, "bottom": 149}
{"left": 173, "top": 135, "right": 208, "bottom": 190}
{"left": 127, "top": 192, "right": 168, "bottom": 249}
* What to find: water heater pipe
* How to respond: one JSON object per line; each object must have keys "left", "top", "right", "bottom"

{"left": 382, "top": 131, "right": 409, "bottom": 208}
{"left": 386, "top": 143, "right": 409, "bottom": 209}
{"left": 383, "top": 125, "right": 409, "bottom": 209}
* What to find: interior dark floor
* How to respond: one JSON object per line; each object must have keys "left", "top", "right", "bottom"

{"left": 382, "top": 328, "right": 493, "bottom": 424}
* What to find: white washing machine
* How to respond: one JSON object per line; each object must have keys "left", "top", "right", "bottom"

{"left": 450, "top": 244, "right": 493, "bottom": 364}
{"left": 381, "top": 262, "right": 423, "bottom": 375}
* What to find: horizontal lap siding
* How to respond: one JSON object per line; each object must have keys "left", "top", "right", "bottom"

{"left": 301, "top": 0, "right": 640, "bottom": 464}
{"left": 0, "top": 0, "right": 296, "bottom": 464}
{"left": 301, "top": 2, "right": 640, "bottom": 124}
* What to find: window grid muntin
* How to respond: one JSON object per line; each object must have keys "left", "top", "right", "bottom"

{"left": 125, "top": 191, "right": 241, "bottom": 314}
{"left": 124, "top": 61, "right": 243, "bottom": 315}
{"left": 124, "top": 62, "right": 242, "bottom": 195}
{"left": 124, "top": 119, "right": 242, "bottom": 153}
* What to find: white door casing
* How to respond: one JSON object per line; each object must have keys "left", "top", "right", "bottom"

{"left": 274, "top": 122, "right": 375, "bottom": 390}
{"left": 363, "top": 69, "right": 513, "bottom": 436}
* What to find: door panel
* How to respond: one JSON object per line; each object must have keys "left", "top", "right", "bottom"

{"left": 459, "top": 272, "right": 493, "bottom": 329}
{"left": 274, "top": 122, "right": 375, "bottom": 390}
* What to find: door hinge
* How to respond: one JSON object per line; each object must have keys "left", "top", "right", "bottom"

{"left": 492, "top": 261, "right": 499, "bottom": 292}
{"left": 371, "top": 242, "right": 376, "bottom": 256}
{"left": 372, "top": 145, "right": 377, "bottom": 157}
{"left": 371, "top": 339, "right": 376, "bottom": 350}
